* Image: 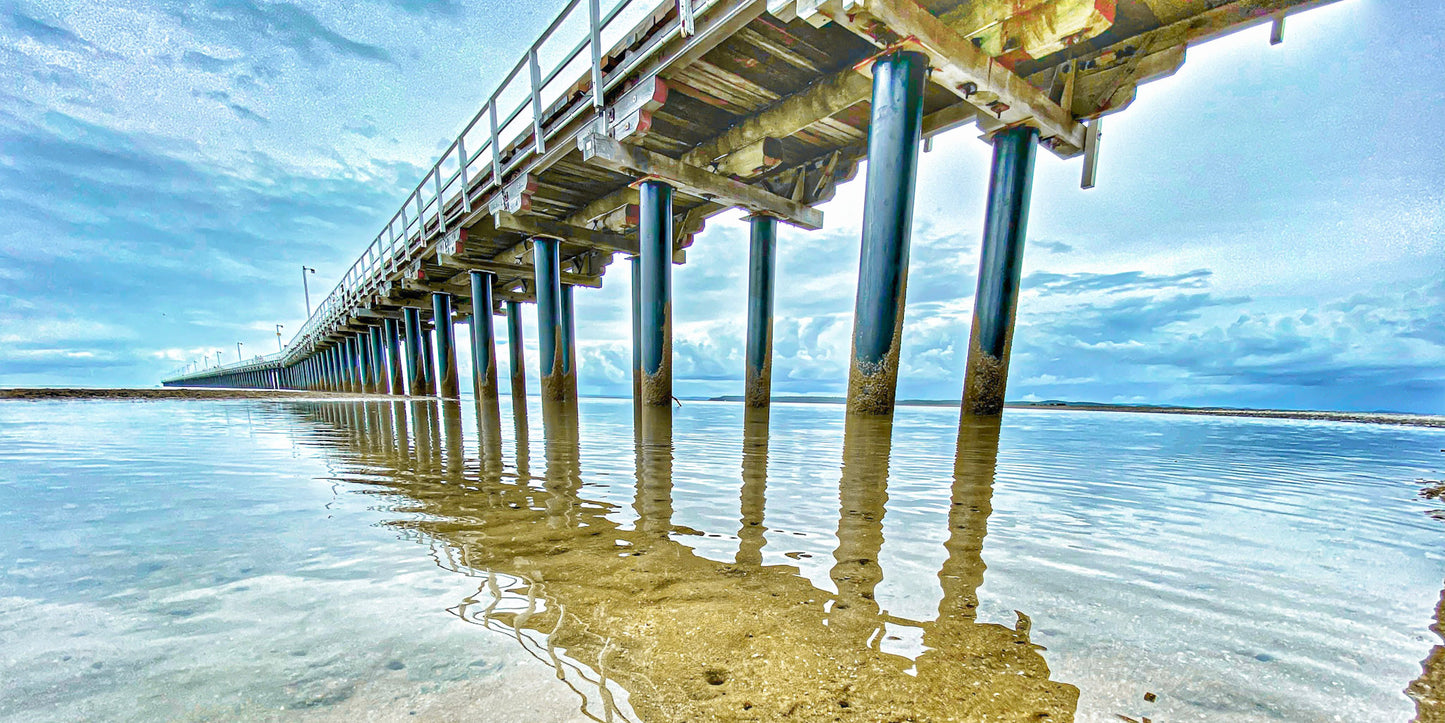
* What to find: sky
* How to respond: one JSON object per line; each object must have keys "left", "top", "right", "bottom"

{"left": 0, "top": 0, "right": 1441, "bottom": 413}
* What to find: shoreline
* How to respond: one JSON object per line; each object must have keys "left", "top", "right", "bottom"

{"left": 2, "top": 388, "right": 1441, "bottom": 429}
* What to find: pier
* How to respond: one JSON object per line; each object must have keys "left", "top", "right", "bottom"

{"left": 162, "top": 0, "right": 1340, "bottom": 416}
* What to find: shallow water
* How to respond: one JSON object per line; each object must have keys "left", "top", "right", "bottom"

{"left": 1, "top": 397, "right": 1442, "bottom": 722}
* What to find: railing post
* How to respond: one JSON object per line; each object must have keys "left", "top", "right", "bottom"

{"left": 529, "top": 46, "right": 546, "bottom": 155}
{"left": 589, "top": 0, "right": 604, "bottom": 109}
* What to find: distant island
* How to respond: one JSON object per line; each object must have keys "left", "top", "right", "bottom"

{"left": 703, "top": 396, "right": 1445, "bottom": 428}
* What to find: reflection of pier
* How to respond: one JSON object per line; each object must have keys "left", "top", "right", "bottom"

{"left": 289, "top": 400, "right": 1078, "bottom": 721}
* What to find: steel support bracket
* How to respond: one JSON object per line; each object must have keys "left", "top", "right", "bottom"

{"left": 487, "top": 174, "right": 538, "bottom": 216}
{"left": 591, "top": 76, "right": 669, "bottom": 143}
{"left": 438, "top": 227, "right": 468, "bottom": 257}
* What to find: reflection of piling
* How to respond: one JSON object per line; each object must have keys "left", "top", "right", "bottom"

{"left": 441, "top": 400, "right": 464, "bottom": 474}
{"left": 939, "top": 417, "right": 1002, "bottom": 621}
{"left": 634, "top": 407, "right": 674, "bottom": 538}
{"left": 542, "top": 401, "right": 582, "bottom": 528}
{"left": 476, "top": 392, "right": 505, "bottom": 481}
{"left": 512, "top": 397, "right": 531, "bottom": 481}
{"left": 391, "top": 400, "right": 409, "bottom": 458}
{"left": 737, "top": 406, "right": 771, "bottom": 566}
{"left": 830, "top": 413, "right": 893, "bottom": 643}
{"left": 376, "top": 399, "right": 394, "bottom": 453}
{"left": 410, "top": 401, "right": 434, "bottom": 472}
{"left": 961, "top": 126, "right": 1038, "bottom": 417}
{"left": 845, "top": 50, "right": 927, "bottom": 416}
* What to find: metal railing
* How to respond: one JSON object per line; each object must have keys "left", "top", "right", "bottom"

{"left": 163, "top": 351, "right": 285, "bottom": 383}
{"left": 282, "top": 0, "right": 710, "bottom": 364}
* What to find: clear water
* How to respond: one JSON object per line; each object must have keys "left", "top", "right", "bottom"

{"left": 1, "top": 397, "right": 1442, "bottom": 722}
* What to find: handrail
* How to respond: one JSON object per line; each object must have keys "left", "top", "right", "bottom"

{"left": 162, "top": 351, "right": 286, "bottom": 382}
{"left": 252, "top": 0, "right": 706, "bottom": 373}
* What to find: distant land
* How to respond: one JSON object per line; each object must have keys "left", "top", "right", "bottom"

{"left": 1, "top": 388, "right": 1438, "bottom": 428}
{"left": 703, "top": 396, "right": 1445, "bottom": 428}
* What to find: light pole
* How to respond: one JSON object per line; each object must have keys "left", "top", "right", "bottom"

{"left": 275, "top": 324, "right": 284, "bottom": 352}
{"left": 301, "top": 266, "right": 317, "bottom": 317}
{"left": 215, "top": 351, "right": 222, "bottom": 367}
{"left": 236, "top": 342, "right": 243, "bottom": 363}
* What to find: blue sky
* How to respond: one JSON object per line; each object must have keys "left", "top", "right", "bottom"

{"left": 0, "top": 0, "right": 1440, "bottom": 413}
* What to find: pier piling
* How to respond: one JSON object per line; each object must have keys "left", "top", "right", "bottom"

{"left": 561, "top": 283, "right": 577, "bottom": 400}
{"left": 745, "top": 214, "right": 778, "bottom": 408}
{"left": 961, "top": 126, "right": 1038, "bottom": 417}
{"left": 534, "top": 237, "right": 576, "bottom": 403}
{"left": 404, "top": 307, "right": 426, "bottom": 397}
{"left": 369, "top": 326, "right": 387, "bottom": 394}
{"left": 506, "top": 300, "right": 528, "bottom": 404}
{"left": 639, "top": 180, "right": 673, "bottom": 408}
{"left": 384, "top": 318, "right": 404, "bottom": 396}
{"left": 421, "top": 325, "right": 437, "bottom": 396}
{"left": 356, "top": 332, "right": 373, "bottom": 394}
{"left": 432, "top": 292, "right": 460, "bottom": 399}
{"left": 846, "top": 50, "right": 928, "bottom": 417}
{"left": 470, "top": 271, "right": 499, "bottom": 404}
{"left": 630, "top": 255, "right": 642, "bottom": 412}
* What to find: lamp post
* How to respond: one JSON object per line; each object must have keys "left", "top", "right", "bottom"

{"left": 215, "top": 351, "right": 222, "bottom": 367}
{"left": 275, "top": 324, "right": 284, "bottom": 352}
{"left": 302, "top": 266, "right": 317, "bottom": 317}
{"left": 237, "top": 342, "right": 244, "bottom": 363}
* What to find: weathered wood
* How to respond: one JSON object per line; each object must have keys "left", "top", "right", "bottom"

{"left": 578, "top": 133, "right": 823, "bottom": 229}
{"left": 433, "top": 254, "right": 604, "bottom": 289}
{"left": 714, "top": 137, "right": 785, "bottom": 178}
{"left": 493, "top": 212, "right": 639, "bottom": 254}
{"left": 681, "top": 69, "right": 872, "bottom": 167}
{"left": 848, "top": 0, "right": 1087, "bottom": 157}
{"left": 1042, "top": 0, "right": 1343, "bottom": 119}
